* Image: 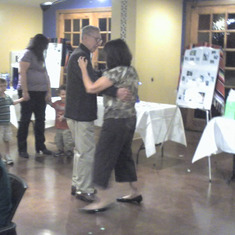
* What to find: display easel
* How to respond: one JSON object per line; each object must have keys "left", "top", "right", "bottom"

{"left": 177, "top": 46, "right": 222, "bottom": 182}
{"left": 45, "top": 38, "right": 73, "bottom": 96}
{"left": 45, "top": 42, "right": 63, "bottom": 89}
{"left": 205, "top": 109, "right": 212, "bottom": 182}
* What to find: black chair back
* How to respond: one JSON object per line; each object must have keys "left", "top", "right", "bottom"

{"left": 0, "top": 173, "right": 28, "bottom": 235}
{"left": 6, "top": 173, "right": 28, "bottom": 224}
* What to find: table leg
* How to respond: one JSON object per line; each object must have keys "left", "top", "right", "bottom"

{"left": 136, "top": 142, "right": 145, "bottom": 164}
{"left": 136, "top": 142, "right": 164, "bottom": 165}
{"left": 208, "top": 156, "right": 212, "bottom": 183}
{"left": 227, "top": 155, "right": 235, "bottom": 184}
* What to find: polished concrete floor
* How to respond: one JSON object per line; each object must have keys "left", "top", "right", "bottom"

{"left": 3, "top": 124, "right": 235, "bottom": 235}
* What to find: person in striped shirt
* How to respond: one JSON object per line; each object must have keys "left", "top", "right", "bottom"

{"left": 0, "top": 78, "right": 24, "bottom": 165}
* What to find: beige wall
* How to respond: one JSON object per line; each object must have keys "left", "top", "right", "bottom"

{"left": 0, "top": 4, "right": 42, "bottom": 74}
{"left": 112, "top": 0, "right": 183, "bottom": 104}
{"left": 111, "top": 0, "right": 137, "bottom": 65}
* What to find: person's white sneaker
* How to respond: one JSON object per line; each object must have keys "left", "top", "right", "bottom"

{"left": 5, "top": 154, "right": 14, "bottom": 165}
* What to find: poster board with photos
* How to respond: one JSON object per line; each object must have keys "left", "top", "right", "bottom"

{"left": 176, "top": 47, "right": 220, "bottom": 110}
{"left": 45, "top": 43, "right": 63, "bottom": 88}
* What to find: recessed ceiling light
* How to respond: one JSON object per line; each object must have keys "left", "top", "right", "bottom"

{"left": 40, "top": 0, "right": 66, "bottom": 11}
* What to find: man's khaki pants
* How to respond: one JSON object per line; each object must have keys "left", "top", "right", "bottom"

{"left": 67, "top": 119, "right": 96, "bottom": 194}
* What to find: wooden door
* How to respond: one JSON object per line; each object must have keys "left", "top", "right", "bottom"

{"left": 184, "top": 1, "right": 235, "bottom": 131}
{"left": 56, "top": 8, "right": 111, "bottom": 83}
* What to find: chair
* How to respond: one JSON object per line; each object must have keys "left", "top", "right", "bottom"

{"left": 0, "top": 173, "right": 28, "bottom": 235}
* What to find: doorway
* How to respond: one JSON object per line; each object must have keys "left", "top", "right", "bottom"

{"left": 184, "top": 1, "right": 235, "bottom": 131}
{"left": 56, "top": 8, "right": 111, "bottom": 83}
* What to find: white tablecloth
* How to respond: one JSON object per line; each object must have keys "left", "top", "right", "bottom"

{"left": 95, "top": 97, "right": 187, "bottom": 158}
{"left": 8, "top": 90, "right": 187, "bottom": 158}
{"left": 192, "top": 117, "right": 235, "bottom": 163}
{"left": 6, "top": 89, "right": 59, "bottom": 129}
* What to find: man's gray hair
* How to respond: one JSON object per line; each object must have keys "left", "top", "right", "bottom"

{"left": 81, "top": 25, "right": 100, "bottom": 39}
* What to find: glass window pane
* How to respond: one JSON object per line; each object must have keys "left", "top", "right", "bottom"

{"left": 73, "top": 34, "right": 80, "bottom": 46}
{"left": 212, "top": 32, "right": 224, "bottom": 47}
{"left": 64, "top": 19, "right": 71, "bottom": 32}
{"left": 226, "top": 52, "right": 235, "bottom": 67}
{"left": 227, "top": 33, "right": 235, "bottom": 48}
{"left": 109, "top": 18, "right": 111, "bottom": 31}
{"left": 82, "top": 19, "right": 89, "bottom": 27}
{"left": 73, "top": 19, "right": 80, "bottom": 32}
{"left": 198, "top": 32, "right": 209, "bottom": 44}
{"left": 101, "top": 33, "right": 107, "bottom": 44}
{"left": 198, "top": 14, "right": 210, "bottom": 30}
{"left": 212, "top": 14, "right": 225, "bottom": 30}
{"left": 99, "top": 18, "right": 107, "bottom": 31}
{"left": 227, "top": 13, "right": 235, "bottom": 30}
{"left": 108, "top": 33, "right": 111, "bottom": 41}
{"left": 64, "top": 33, "right": 71, "bottom": 41}
{"left": 98, "top": 48, "right": 105, "bottom": 61}
{"left": 225, "top": 70, "right": 235, "bottom": 86}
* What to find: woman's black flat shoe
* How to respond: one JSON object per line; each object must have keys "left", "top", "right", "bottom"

{"left": 116, "top": 195, "right": 143, "bottom": 204}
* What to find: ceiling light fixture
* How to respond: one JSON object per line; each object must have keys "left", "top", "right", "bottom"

{"left": 40, "top": 0, "right": 66, "bottom": 11}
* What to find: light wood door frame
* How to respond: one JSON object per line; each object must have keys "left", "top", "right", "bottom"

{"left": 56, "top": 7, "right": 111, "bottom": 36}
{"left": 184, "top": 0, "right": 235, "bottom": 131}
{"left": 56, "top": 7, "right": 111, "bottom": 68}
{"left": 185, "top": 0, "right": 235, "bottom": 47}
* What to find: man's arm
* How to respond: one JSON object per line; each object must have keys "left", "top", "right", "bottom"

{"left": 94, "top": 68, "right": 119, "bottom": 97}
{"left": 100, "top": 86, "right": 132, "bottom": 101}
{"left": 99, "top": 85, "right": 117, "bottom": 97}
{"left": 94, "top": 68, "right": 132, "bottom": 101}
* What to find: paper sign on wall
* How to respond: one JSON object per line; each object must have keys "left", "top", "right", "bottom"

{"left": 176, "top": 47, "right": 220, "bottom": 110}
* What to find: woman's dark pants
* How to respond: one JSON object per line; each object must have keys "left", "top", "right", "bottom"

{"left": 17, "top": 90, "right": 47, "bottom": 153}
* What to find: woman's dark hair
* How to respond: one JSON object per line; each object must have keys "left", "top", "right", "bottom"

{"left": 27, "top": 34, "right": 49, "bottom": 62}
{"left": 103, "top": 39, "right": 132, "bottom": 69}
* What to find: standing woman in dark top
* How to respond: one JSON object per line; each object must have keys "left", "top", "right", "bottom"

{"left": 17, "top": 34, "right": 52, "bottom": 158}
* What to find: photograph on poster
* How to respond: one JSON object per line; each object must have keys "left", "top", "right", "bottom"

{"left": 176, "top": 47, "right": 220, "bottom": 110}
